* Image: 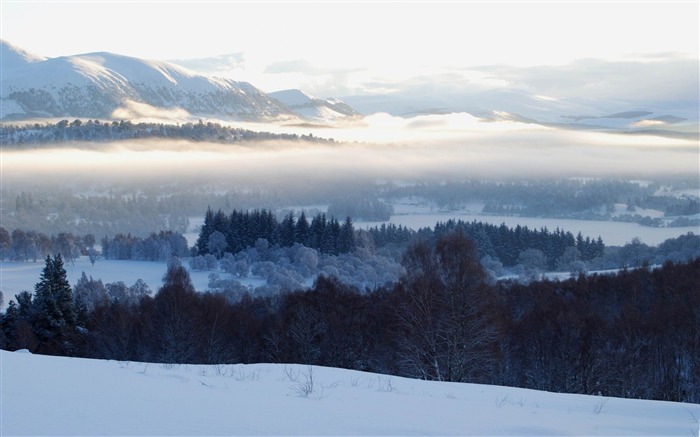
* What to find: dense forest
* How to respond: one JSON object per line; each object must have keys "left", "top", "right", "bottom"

{"left": 0, "top": 119, "right": 335, "bottom": 147}
{"left": 2, "top": 233, "right": 698, "bottom": 404}
{"left": 195, "top": 208, "right": 357, "bottom": 257}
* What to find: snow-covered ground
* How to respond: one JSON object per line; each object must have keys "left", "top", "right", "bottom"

{"left": 1, "top": 350, "right": 697, "bottom": 436}
{"left": 360, "top": 212, "right": 699, "bottom": 246}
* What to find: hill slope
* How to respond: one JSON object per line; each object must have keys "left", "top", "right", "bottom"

{"left": 269, "top": 89, "right": 360, "bottom": 123}
{"left": 0, "top": 40, "right": 291, "bottom": 121}
{"left": 1, "top": 350, "right": 696, "bottom": 436}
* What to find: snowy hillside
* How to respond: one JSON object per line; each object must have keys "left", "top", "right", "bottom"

{"left": 0, "top": 40, "right": 292, "bottom": 121}
{"left": 269, "top": 89, "right": 360, "bottom": 123}
{"left": 2, "top": 350, "right": 697, "bottom": 436}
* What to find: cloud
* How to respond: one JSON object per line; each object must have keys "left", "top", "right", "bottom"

{"left": 111, "top": 100, "right": 193, "bottom": 123}
{"left": 474, "top": 55, "right": 699, "bottom": 105}
{"left": 170, "top": 53, "right": 245, "bottom": 74}
{"left": 264, "top": 59, "right": 318, "bottom": 75}
{"left": 7, "top": 112, "right": 694, "bottom": 191}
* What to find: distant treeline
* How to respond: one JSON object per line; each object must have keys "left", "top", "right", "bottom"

{"left": 0, "top": 227, "right": 94, "bottom": 263}
{"left": 0, "top": 119, "right": 335, "bottom": 147}
{"left": 195, "top": 208, "right": 357, "bottom": 256}
{"left": 383, "top": 179, "right": 700, "bottom": 225}
{"left": 101, "top": 231, "right": 189, "bottom": 262}
{"left": 369, "top": 220, "right": 604, "bottom": 269}
{"left": 2, "top": 234, "right": 697, "bottom": 404}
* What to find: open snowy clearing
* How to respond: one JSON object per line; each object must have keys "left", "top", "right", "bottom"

{"left": 1, "top": 350, "right": 697, "bottom": 436}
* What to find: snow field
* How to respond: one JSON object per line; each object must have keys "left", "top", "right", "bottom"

{"left": 1, "top": 350, "right": 697, "bottom": 436}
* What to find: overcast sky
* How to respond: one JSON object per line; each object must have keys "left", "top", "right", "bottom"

{"left": 2, "top": 1, "right": 698, "bottom": 96}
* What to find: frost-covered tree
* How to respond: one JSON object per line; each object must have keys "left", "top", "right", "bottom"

{"left": 206, "top": 231, "right": 227, "bottom": 259}
{"left": 518, "top": 248, "right": 548, "bottom": 281}
{"left": 73, "top": 272, "right": 108, "bottom": 311}
{"left": 0, "top": 227, "right": 12, "bottom": 261}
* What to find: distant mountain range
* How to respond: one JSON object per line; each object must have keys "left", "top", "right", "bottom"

{"left": 0, "top": 40, "right": 358, "bottom": 124}
{"left": 340, "top": 89, "right": 698, "bottom": 139}
{"left": 1, "top": 40, "right": 696, "bottom": 139}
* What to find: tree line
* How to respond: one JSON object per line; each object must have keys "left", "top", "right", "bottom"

{"left": 381, "top": 178, "right": 699, "bottom": 226}
{"left": 101, "top": 232, "right": 189, "bottom": 262}
{"left": 0, "top": 119, "right": 335, "bottom": 147}
{"left": 0, "top": 227, "right": 95, "bottom": 263}
{"left": 369, "top": 220, "right": 604, "bottom": 270}
{"left": 1, "top": 233, "right": 698, "bottom": 403}
{"left": 195, "top": 208, "right": 357, "bottom": 257}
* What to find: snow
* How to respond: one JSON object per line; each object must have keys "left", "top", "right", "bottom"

{"left": 0, "top": 99, "right": 26, "bottom": 118}
{"left": 269, "top": 89, "right": 314, "bottom": 106}
{"left": 1, "top": 350, "right": 696, "bottom": 436}
{"left": 608, "top": 203, "right": 665, "bottom": 219}
{"left": 0, "top": 257, "right": 235, "bottom": 310}
{"left": 360, "top": 210, "right": 699, "bottom": 246}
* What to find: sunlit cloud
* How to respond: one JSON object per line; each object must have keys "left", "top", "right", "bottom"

{"left": 111, "top": 100, "right": 193, "bottom": 124}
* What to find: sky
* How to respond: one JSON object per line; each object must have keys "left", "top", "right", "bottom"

{"left": 1, "top": 1, "right": 698, "bottom": 96}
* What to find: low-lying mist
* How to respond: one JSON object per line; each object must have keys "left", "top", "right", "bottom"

{"left": 3, "top": 113, "right": 697, "bottom": 190}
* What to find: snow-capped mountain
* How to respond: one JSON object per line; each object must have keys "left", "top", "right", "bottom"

{"left": 0, "top": 40, "right": 293, "bottom": 121}
{"left": 269, "top": 89, "right": 360, "bottom": 123}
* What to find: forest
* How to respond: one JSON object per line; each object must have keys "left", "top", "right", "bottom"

{"left": 0, "top": 119, "right": 335, "bottom": 148}
{"left": 2, "top": 176, "right": 697, "bottom": 240}
{"left": 1, "top": 231, "right": 698, "bottom": 404}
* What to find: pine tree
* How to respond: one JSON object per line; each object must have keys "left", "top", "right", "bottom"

{"left": 196, "top": 207, "right": 215, "bottom": 255}
{"left": 280, "top": 212, "right": 296, "bottom": 247}
{"left": 338, "top": 216, "right": 356, "bottom": 253}
{"left": 32, "top": 254, "right": 76, "bottom": 354}
{"left": 295, "top": 211, "right": 310, "bottom": 246}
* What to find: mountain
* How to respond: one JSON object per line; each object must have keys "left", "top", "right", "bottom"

{"left": 269, "top": 89, "right": 361, "bottom": 123}
{"left": 0, "top": 40, "right": 292, "bottom": 121}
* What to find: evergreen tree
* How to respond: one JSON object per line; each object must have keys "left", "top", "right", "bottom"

{"left": 32, "top": 254, "right": 77, "bottom": 354}
{"left": 280, "top": 212, "right": 296, "bottom": 247}
{"left": 295, "top": 211, "right": 310, "bottom": 246}
{"left": 338, "top": 216, "right": 356, "bottom": 253}
{"left": 196, "top": 207, "right": 215, "bottom": 255}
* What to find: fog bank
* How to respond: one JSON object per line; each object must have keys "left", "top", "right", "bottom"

{"left": 2, "top": 113, "right": 697, "bottom": 187}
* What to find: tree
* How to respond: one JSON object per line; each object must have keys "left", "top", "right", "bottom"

{"left": 518, "top": 248, "right": 548, "bottom": 281}
{"left": 153, "top": 258, "right": 200, "bottom": 363}
{"left": 338, "top": 216, "right": 356, "bottom": 253}
{"left": 0, "top": 227, "right": 11, "bottom": 261}
{"left": 295, "top": 211, "right": 310, "bottom": 246}
{"left": 394, "top": 232, "right": 499, "bottom": 383}
{"left": 280, "top": 212, "right": 296, "bottom": 247}
{"left": 206, "top": 230, "right": 227, "bottom": 259}
{"left": 88, "top": 247, "right": 99, "bottom": 266}
{"left": 32, "top": 254, "right": 77, "bottom": 354}
{"left": 73, "top": 272, "right": 108, "bottom": 311}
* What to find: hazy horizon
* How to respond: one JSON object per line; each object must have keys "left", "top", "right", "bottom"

{"left": 1, "top": 1, "right": 698, "bottom": 185}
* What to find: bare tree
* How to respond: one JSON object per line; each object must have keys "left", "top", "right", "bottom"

{"left": 394, "top": 232, "right": 500, "bottom": 383}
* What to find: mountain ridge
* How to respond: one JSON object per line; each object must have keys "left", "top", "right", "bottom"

{"left": 0, "top": 41, "right": 356, "bottom": 124}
